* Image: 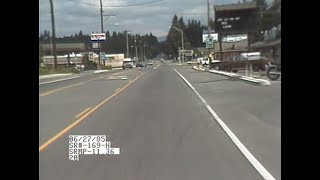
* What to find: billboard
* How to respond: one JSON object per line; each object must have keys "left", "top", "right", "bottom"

{"left": 91, "top": 33, "right": 106, "bottom": 41}
{"left": 222, "top": 34, "right": 248, "bottom": 42}
{"left": 214, "top": 2, "right": 258, "bottom": 35}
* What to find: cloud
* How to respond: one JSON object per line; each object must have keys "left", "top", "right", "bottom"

{"left": 40, "top": 0, "right": 274, "bottom": 37}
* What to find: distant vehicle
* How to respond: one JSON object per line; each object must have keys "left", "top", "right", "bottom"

{"left": 122, "top": 58, "right": 133, "bottom": 69}
{"left": 137, "top": 62, "right": 147, "bottom": 68}
{"left": 147, "top": 60, "right": 154, "bottom": 65}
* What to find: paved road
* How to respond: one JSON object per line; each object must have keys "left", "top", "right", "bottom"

{"left": 40, "top": 61, "right": 280, "bottom": 180}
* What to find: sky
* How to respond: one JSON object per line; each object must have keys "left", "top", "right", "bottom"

{"left": 39, "top": 0, "right": 273, "bottom": 38}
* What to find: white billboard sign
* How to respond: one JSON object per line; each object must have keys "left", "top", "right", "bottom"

{"left": 91, "top": 33, "right": 106, "bottom": 41}
{"left": 202, "top": 33, "right": 218, "bottom": 43}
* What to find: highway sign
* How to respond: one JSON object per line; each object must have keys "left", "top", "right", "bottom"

{"left": 206, "top": 37, "right": 213, "bottom": 48}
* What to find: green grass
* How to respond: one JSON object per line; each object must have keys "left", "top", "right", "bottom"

{"left": 39, "top": 66, "right": 76, "bottom": 76}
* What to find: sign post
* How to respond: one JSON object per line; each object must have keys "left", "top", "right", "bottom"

{"left": 91, "top": 33, "right": 106, "bottom": 69}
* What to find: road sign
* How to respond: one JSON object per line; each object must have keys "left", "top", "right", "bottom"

{"left": 91, "top": 33, "right": 106, "bottom": 41}
{"left": 179, "top": 50, "right": 194, "bottom": 56}
{"left": 92, "top": 43, "right": 99, "bottom": 49}
{"left": 100, "top": 52, "right": 106, "bottom": 60}
{"left": 206, "top": 41, "right": 213, "bottom": 48}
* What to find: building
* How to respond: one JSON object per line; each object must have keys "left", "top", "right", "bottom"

{"left": 39, "top": 43, "right": 87, "bottom": 56}
{"left": 92, "top": 53, "right": 125, "bottom": 68}
{"left": 197, "top": 39, "right": 248, "bottom": 60}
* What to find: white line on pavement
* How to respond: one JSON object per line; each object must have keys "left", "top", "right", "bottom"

{"left": 39, "top": 76, "right": 81, "bottom": 85}
{"left": 153, "top": 65, "right": 160, "bottom": 70}
{"left": 173, "top": 68, "right": 276, "bottom": 180}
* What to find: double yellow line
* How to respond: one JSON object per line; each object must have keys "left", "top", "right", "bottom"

{"left": 39, "top": 73, "right": 144, "bottom": 152}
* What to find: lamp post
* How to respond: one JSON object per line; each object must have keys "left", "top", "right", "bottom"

{"left": 114, "top": 23, "right": 130, "bottom": 59}
{"left": 169, "top": 26, "right": 184, "bottom": 65}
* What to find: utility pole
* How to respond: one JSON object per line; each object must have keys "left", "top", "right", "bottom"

{"left": 144, "top": 44, "right": 146, "bottom": 60}
{"left": 99, "top": 0, "right": 103, "bottom": 69}
{"left": 49, "top": 0, "right": 57, "bottom": 70}
{"left": 182, "top": 31, "right": 184, "bottom": 64}
{"left": 135, "top": 36, "right": 138, "bottom": 61}
{"left": 207, "top": 0, "right": 212, "bottom": 69}
{"left": 140, "top": 42, "right": 143, "bottom": 61}
{"left": 126, "top": 31, "right": 129, "bottom": 58}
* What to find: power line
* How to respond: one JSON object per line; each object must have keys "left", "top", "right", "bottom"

{"left": 67, "top": 0, "right": 165, "bottom": 8}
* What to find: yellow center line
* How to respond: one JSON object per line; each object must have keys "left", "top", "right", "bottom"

{"left": 75, "top": 107, "right": 92, "bottom": 119}
{"left": 114, "top": 88, "right": 121, "bottom": 92}
{"left": 39, "top": 73, "right": 144, "bottom": 152}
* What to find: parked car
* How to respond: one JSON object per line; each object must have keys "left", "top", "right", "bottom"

{"left": 122, "top": 61, "right": 133, "bottom": 69}
{"left": 217, "top": 53, "right": 268, "bottom": 73}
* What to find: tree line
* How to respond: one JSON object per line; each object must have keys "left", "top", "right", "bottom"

{"left": 39, "top": 30, "right": 161, "bottom": 59}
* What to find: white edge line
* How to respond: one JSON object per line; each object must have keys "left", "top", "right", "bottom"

{"left": 39, "top": 76, "right": 81, "bottom": 85}
{"left": 173, "top": 68, "right": 276, "bottom": 180}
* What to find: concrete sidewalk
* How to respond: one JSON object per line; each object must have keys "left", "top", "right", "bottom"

{"left": 192, "top": 66, "right": 270, "bottom": 86}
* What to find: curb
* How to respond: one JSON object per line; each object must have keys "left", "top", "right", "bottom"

{"left": 192, "top": 66, "right": 270, "bottom": 86}
{"left": 94, "top": 70, "right": 109, "bottom": 74}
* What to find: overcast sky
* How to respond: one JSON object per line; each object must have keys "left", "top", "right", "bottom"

{"left": 39, "top": 0, "right": 272, "bottom": 38}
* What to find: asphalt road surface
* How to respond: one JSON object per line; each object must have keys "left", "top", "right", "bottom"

{"left": 39, "top": 61, "right": 280, "bottom": 180}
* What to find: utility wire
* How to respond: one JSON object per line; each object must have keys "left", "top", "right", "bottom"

{"left": 67, "top": 0, "right": 165, "bottom": 8}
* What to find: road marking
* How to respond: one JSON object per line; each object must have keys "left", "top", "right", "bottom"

{"left": 40, "top": 73, "right": 116, "bottom": 97}
{"left": 154, "top": 65, "right": 160, "bottom": 70}
{"left": 115, "top": 88, "right": 121, "bottom": 92}
{"left": 173, "top": 68, "right": 276, "bottom": 180}
{"left": 39, "top": 76, "right": 81, "bottom": 85}
{"left": 40, "top": 82, "right": 84, "bottom": 96}
{"left": 75, "top": 107, "right": 92, "bottom": 119}
{"left": 39, "top": 73, "right": 144, "bottom": 152}
{"left": 40, "top": 69, "right": 138, "bottom": 96}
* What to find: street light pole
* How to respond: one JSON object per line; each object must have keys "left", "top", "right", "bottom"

{"left": 170, "top": 26, "right": 184, "bottom": 65}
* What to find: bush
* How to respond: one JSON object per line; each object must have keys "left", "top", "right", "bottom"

{"left": 39, "top": 66, "right": 74, "bottom": 75}
{"left": 101, "top": 65, "right": 112, "bottom": 70}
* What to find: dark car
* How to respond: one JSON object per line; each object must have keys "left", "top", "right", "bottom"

{"left": 137, "top": 62, "right": 147, "bottom": 68}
